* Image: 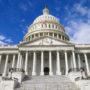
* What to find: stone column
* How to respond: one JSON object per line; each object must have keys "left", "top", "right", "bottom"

{"left": 32, "top": 51, "right": 36, "bottom": 75}
{"left": 19, "top": 55, "right": 23, "bottom": 69}
{"left": 25, "top": 51, "right": 28, "bottom": 75}
{"left": 3, "top": 54, "right": 9, "bottom": 77}
{"left": 84, "top": 53, "right": 89, "bottom": 74}
{"left": 65, "top": 51, "right": 69, "bottom": 75}
{"left": 56, "top": 51, "right": 61, "bottom": 75}
{"left": 72, "top": 51, "right": 77, "bottom": 69}
{"left": 17, "top": 52, "right": 20, "bottom": 69}
{"left": 0, "top": 55, "right": 2, "bottom": 66}
{"left": 12, "top": 54, "right": 16, "bottom": 68}
{"left": 40, "top": 51, "right": 44, "bottom": 75}
{"left": 78, "top": 54, "right": 81, "bottom": 69}
{"left": 61, "top": 35, "right": 63, "bottom": 40}
{"left": 49, "top": 51, "right": 53, "bottom": 75}
{"left": 57, "top": 34, "right": 59, "bottom": 39}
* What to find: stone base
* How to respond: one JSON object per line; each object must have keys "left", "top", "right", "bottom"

{"left": 12, "top": 72, "right": 25, "bottom": 83}
{"left": 76, "top": 80, "right": 90, "bottom": 90}
{"left": 56, "top": 71, "right": 61, "bottom": 75}
{"left": 87, "top": 72, "right": 90, "bottom": 77}
{"left": 68, "top": 71, "right": 81, "bottom": 82}
{"left": 0, "top": 79, "right": 18, "bottom": 90}
{"left": 40, "top": 72, "right": 44, "bottom": 76}
{"left": 49, "top": 72, "right": 53, "bottom": 76}
{"left": 32, "top": 72, "right": 36, "bottom": 76}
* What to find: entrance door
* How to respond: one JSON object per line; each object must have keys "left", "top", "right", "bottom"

{"left": 44, "top": 67, "right": 49, "bottom": 75}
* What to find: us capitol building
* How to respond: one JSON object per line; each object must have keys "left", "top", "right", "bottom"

{"left": 0, "top": 7, "right": 90, "bottom": 90}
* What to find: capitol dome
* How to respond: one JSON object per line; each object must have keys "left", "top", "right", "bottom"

{"left": 24, "top": 7, "right": 69, "bottom": 42}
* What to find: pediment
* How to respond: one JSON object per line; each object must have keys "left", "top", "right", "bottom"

{"left": 19, "top": 37, "right": 73, "bottom": 46}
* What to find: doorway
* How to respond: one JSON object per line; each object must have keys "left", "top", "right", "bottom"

{"left": 44, "top": 67, "right": 49, "bottom": 75}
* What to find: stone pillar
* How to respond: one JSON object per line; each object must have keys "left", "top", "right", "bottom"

{"left": 3, "top": 54, "right": 9, "bottom": 77}
{"left": 72, "top": 51, "right": 77, "bottom": 69}
{"left": 78, "top": 54, "right": 81, "bottom": 69}
{"left": 25, "top": 51, "right": 28, "bottom": 75}
{"left": 32, "top": 51, "right": 36, "bottom": 76}
{"left": 84, "top": 53, "right": 89, "bottom": 74}
{"left": 12, "top": 54, "right": 16, "bottom": 68}
{"left": 49, "top": 51, "right": 53, "bottom": 75}
{"left": 0, "top": 55, "right": 2, "bottom": 66}
{"left": 57, "top": 34, "right": 59, "bottom": 39}
{"left": 19, "top": 55, "right": 23, "bottom": 69}
{"left": 56, "top": 51, "right": 61, "bottom": 75}
{"left": 40, "top": 51, "right": 44, "bottom": 75}
{"left": 17, "top": 52, "right": 20, "bottom": 69}
{"left": 65, "top": 51, "right": 69, "bottom": 75}
{"left": 61, "top": 35, "right": 63, "bottom": 40}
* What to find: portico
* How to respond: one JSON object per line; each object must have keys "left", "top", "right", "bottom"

{"left": 0, "top": 45, "right": 90, "bottom": 77}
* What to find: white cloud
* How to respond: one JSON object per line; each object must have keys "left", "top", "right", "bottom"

{"left": 65, "top": 3, "right": 90, "bottom": 44}
{"left": 69, "top": 21, "right": 90, "bottom": 44}
{"left": 74, "top": 4, "right": 87, "bottom": 16}
{"left": 0, "top": 34, "right": 13, "bottom": 45}
{"left": 73, "top": 3, "right": 90, "bottom": 18}
{"left": 0, "top": 35, "right": 6, "bottom": 40}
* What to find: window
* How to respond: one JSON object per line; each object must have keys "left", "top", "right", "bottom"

{"left": 59, "top": 34, "right": 61, "bottom": 39}
{"left": 29, "top": 36, "right": 30, "bottom": 40}
{"left": 52, "top": 24, "right": 54, "bottom": 28}
{"left": 49, "top": 24, "right": 51, "bottom": 28}
{"left": 35, "top": 34, "right": 38, "bottom": 37}
{"left": 44, "top": 32, "right": 48, "bottom": 36}
{"left": 32, "top": 35, "right": 34, "bottom": 39}
{"left": 54, "top": 33, "right": 57, "bottom": 38}
{"left": 62, "top": 36, "right": 64, "bottom": 40}
{"left": 49, "top": 33, "right": 53, "bottom": 36}
{"left": 41, "top": 24, "right": 43, "bottom": 28}
{"left": 40, "top": 33, "right": 43, "bottom": 36}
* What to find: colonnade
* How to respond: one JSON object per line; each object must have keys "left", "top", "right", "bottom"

{"left": 0, "top": 51, "right": 90, "bottom": 77}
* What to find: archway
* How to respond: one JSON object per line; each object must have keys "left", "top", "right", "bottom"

{"left": 44, "top": 67, "right": 49, "bottom": 75}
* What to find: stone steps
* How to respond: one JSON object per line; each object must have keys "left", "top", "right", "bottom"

{"left": 15, "top": 75, "right": 79, "bottom": 90}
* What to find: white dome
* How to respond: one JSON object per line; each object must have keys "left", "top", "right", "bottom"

{"left": 33, "top": 7, "right": 59, "bottom": 24}
{"left": 24, "top": 7, "right": 69, "bottom": 42}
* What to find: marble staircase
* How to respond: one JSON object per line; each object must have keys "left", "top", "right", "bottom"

{"left": 15, "top": 75, "right": 79, "bottom": 90}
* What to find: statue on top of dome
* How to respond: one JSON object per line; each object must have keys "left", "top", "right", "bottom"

{"left": 43, "top": 5, "right": 49, "bottom": 15}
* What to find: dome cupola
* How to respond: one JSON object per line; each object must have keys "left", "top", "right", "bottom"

{"left": 43, "top": 6, "right": 49, "bottom": 15}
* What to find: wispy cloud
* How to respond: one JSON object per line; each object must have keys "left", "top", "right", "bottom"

{"left": 73, "top": 3, "right": 90, "bottom": 18}
{"left": 65, "top": 2, "right": 90, "bottom": 44}
{"left": 19, "top": 0, "right": 34, "bottom": 12}
{"left": 0, "top": 34, "right": 13, "bottom": 45}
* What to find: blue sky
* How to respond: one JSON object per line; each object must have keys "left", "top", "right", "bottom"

{"left": 0, "top": 0, "right": 90, "bottom": 45}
